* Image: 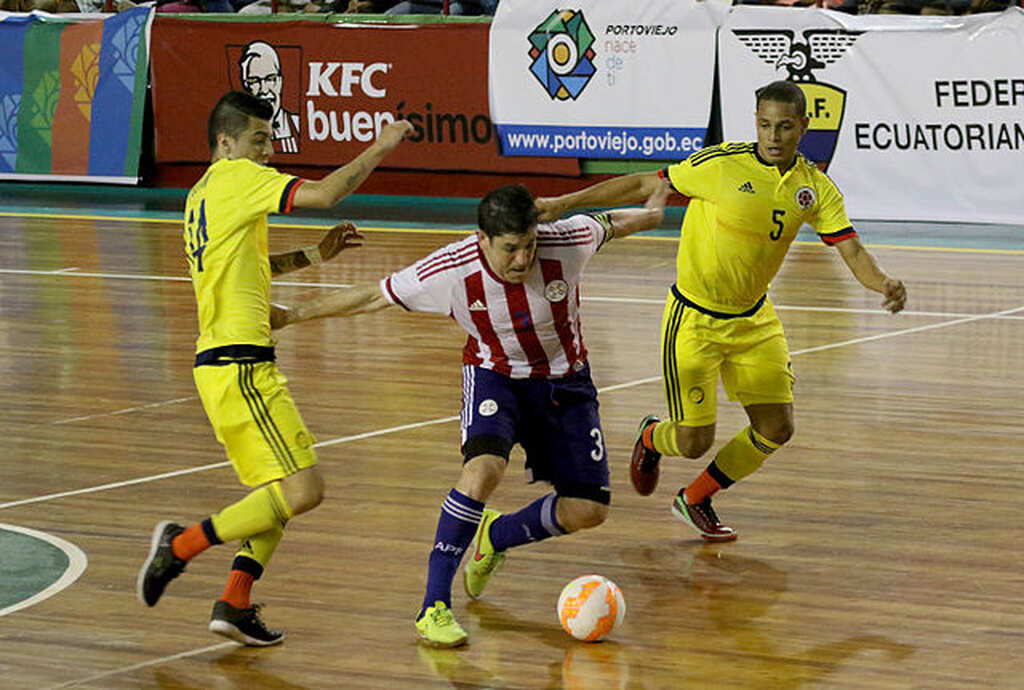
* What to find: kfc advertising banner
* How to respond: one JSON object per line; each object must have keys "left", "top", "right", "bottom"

{"left": 489, "top": 0, "right": 718, "bottom": 159}
{"left": 150, "top": 19, "right": 577, "bottom": 175}
{"left": 720, "top": 6, "right": 1024, "bottom": 224}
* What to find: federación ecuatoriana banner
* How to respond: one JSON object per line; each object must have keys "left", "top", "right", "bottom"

{"left": 720, "top": 6, "right": 1024, "bottom": 224}
{"left": 489, "top": 0, "right": 718, "bottom": 159}
{"left": 0, "top": 8, "right": 153, "bottom": 184}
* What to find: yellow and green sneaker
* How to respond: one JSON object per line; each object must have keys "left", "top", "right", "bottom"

{"left": 463, "top": 509, "right": 507, "bottom": 599}
{"left": 415, "top": 601, "right": 468, "bottom": 648}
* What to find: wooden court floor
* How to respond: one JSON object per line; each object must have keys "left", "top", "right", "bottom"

{"left": 0, "top": 212, "right": 1022, "bottom": 689}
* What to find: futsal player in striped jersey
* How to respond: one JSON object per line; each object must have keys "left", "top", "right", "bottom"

{"left": 136, "top": 91, "right": 411, "bottom": 645}
{"left": 536, "top": 80, "right": 907, "bottom": 543}
{"left": 273, "top": 181, "right": 670, "bottom": 646}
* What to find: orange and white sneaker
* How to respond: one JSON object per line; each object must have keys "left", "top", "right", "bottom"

{"left": 463, "top": 509, "right": 506, "bottom": 599}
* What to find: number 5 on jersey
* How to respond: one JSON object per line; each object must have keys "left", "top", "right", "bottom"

{"left": 770, "top": 209, "right": 785, "bottom": 241}
{"left": 187, "top": 200, "right": 209, "bottom": 272}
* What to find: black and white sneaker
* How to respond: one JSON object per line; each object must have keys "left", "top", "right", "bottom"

{"left": 137, "top": 521, "right": 186, "bottom": 607}
{"left": 209, "top": 601, "right": 285, "bottom": 647}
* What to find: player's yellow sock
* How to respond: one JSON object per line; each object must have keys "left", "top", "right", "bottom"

{"left": 652, "top": 419, "right": 684, "bottom": 456}
{"left": 210, "top": 481, "right": 293, "bottom": 543}
{"left": 712, "top": 425, "right": 781, "bottom": 484}
{"left": 221, "top": 526, "right": 284, "bottom": 609}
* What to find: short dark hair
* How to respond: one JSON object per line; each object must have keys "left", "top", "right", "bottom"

{"left": 477, "top": 184, "right": 539, "bottom": 238}
{"left": 755, "top": 80, "right": 806, "bottom": 117}
{"left": 207, "top": 91, "right": 273, "bottom": 153}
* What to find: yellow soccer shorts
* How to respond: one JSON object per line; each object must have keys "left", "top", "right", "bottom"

{"left": 660, "top": 290, "right": 794, "bottom": 427}
{"left": 193, "top": 360, "right": 317, "bottom": 487}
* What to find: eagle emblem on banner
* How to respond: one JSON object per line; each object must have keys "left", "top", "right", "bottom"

{"left": 733, "top": 29, "right": 863, "bottom": 172}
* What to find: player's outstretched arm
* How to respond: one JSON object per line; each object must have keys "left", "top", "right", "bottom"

{"left": 269, "top": 222, "right": 364, "bottom": 275}
{"left": 835, "top": 237, "right": 907, "bottom": 313}
{"left": 535, "top": 171, "right": 662, "bottom": 222}
{"left": 292, "top": 120, "right": 414, "bottom": 210}
{"left": 604, "top": 178, "right": 670, "bottom": 240}
{"left": 271, "top": 284, "right": 392, "bottom": 329}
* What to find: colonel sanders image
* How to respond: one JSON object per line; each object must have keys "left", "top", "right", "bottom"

{"left": 239, "top": 41, "right": 301, "bottom": 154}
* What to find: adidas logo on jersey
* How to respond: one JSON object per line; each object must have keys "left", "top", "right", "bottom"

{"left": 738, "top": 181, "right": 755, "bottom": 194}
{"left": 469, "top": 299, "right": 487, "bottom": 311}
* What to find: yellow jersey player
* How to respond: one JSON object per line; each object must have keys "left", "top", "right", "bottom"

{"left": 536, "top": 80, "right": 906, "bottom": 543}
{"left": 137, "top": 91, "right": 411, "bottom": 645}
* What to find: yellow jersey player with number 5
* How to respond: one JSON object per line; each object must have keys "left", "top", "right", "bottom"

{"left": 137, "top": 90, "right": 411, "bottom": 645}
{"left": 537, "top": 80, "right": 906, "bottom": 543}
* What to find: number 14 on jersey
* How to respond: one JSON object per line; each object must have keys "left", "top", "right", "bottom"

{"left": 186, "top": 200, "right": 209, "bottom": 272}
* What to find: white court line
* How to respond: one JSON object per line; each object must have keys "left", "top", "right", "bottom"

{"left": 3, "top": 266, "right": 1022, "bottom": 320}
{"left": 0, "top": 267, "right": 351, "bottom": 290}
{"left": 0, "top": 416, "right": 461, "bottom": 511}
{"left": 0, "top": 524, "right": 88, "bottom": 617}
{"left": 46, "top": 298, "right": 1024, "bottom": 423}
{"left": 54, "top": 396, "right": 196, "bottom": 425}
{"left": 45, "top": 300, "right": 1024, "bottom": 426}
{"left": 8, "top": 302, "right": 1023, "bottom": 687}
{"left": 0, "top": 462, "right": 232, "bottom": 510}
{"left": 45, "top": 642, "right": 238, "bottom": 690}
{"left": 586, "top": 295, "right": 1024, "bottom": 320}
{"left": 791, "top": 303, "right": 1024, "bottom": 356}
{"left": 6, "top": 302, "right": 1023, "bottom": 513}
{"left": 596, "top": 304, "right": 1024, "bottom": 395}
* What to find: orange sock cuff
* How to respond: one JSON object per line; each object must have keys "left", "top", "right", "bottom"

{"left": 220, "top": 569, "right": 256, "bottom": 610}
{"left": 684, "top": 469, "right": 723, "bottom": 506}
{"left": 642, "top": 422, "right": 657, "bottom": 451}
{"left": 172, "top": 523, "right": 213, "bottom": 562}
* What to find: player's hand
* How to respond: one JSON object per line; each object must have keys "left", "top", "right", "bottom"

{"left": 318, "top": 221, "right": 364, "bottom": 263}
{"left": 377, "top": 120, "right": 414, "bottom": 151}
{"left": 535, "top": 196, "right": 566, "bottom": 222}
{"left": 270, "top": 303, "right": 293, "bottom": 330}
{"left": 881, "top": 278, "right": 906, "bottom": 313}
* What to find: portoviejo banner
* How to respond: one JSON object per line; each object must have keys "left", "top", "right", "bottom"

{"left": 720, "top": 6, "right": 1024, "bottom": 224}
{"left": 0, "top": 8, "right": 153, "bottom": 184}
{"left": 150, "top": 19, "right": 576, "bottom": 176}
{"left": 489, "top": 0, "right": 718, "bottom": 160}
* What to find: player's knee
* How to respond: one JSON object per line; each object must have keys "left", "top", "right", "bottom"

{"left": 290, "top": 482, "right": 324, "bottom": 515}
{"left": 676, "top": 427, "right": 714, "bottom": 458}
{"left": 755, "top": 418, "right": 794, "bottom": 446}
{"left": 457, "top": 453, "right": 507, "bottom": 501}
{"left": 282, "top": 469, "right": 325, "bottom": 515}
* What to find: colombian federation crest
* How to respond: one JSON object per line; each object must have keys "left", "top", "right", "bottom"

{"left": 733, "top": 29, "right": 863, "bottom": 172}
{"left": 795, "top": 186, "right": 816, "bottom": 209}
{"left": 528, "top": 10, "right": 597, "bottom": 101}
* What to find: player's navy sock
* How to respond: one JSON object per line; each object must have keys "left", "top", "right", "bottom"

{"left": 419, "top": 489, "right": 484, "bottom": 619}
{"left": 489, "top": 493, "right": 565, "bottom": 552}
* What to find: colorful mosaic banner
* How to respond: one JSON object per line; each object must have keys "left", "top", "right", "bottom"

{"left": 0, "top": 8, "right": 152, "bottom": 183}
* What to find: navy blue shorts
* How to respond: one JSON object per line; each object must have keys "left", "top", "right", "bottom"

{"left": 460, "top": 363, "right": 610, "bottom": 504}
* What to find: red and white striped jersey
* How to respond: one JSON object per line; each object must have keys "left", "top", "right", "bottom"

{"left": 380, "top": 214, "right": 611, "bottom": 379}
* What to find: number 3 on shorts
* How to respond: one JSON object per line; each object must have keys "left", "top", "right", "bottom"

{"left": 590, "top": 428, "right": 604, "bottom": 461}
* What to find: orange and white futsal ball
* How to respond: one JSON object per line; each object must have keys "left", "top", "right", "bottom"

{"left": 557, "top": 574, "right": 625, "bottom": 642}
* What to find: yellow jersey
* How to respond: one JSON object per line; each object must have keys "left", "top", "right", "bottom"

{"left": 184, "top": 157, "right": 303, "bottom": 353}
{"left": 661, "top": 142, "right": 855, "bottom": 315}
